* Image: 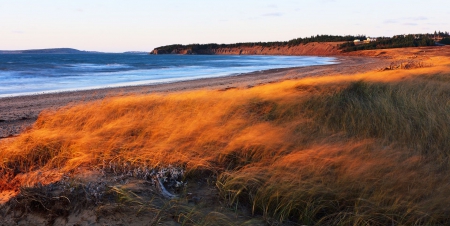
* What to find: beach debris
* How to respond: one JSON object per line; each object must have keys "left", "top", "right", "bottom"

{"left": 0, "top": 163, "right": 187, "bottom": 213}
{"left": 382, "top": 60, "right": 432, "bottom": 71}
{"left": 153, "top": 166, "right": 185, "bottom": 199}
{"left": 99, "top": 162, "right": 186, "bottom": 199}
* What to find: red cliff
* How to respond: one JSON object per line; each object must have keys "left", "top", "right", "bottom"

{"left": 151, "top": 42, "right": 344, "bottom": 56}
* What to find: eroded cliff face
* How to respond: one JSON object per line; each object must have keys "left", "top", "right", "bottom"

{"left": 150, "top": 42, "right": 344, "bottom": 56}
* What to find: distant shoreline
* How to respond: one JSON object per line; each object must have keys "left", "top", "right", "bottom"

{"left": 0, "top": 56, "right": 388, "bottom": 138}
{"left": 0, "top": 48, "right": 147, "bottom": 54}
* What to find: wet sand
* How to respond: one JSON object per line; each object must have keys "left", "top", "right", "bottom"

{"left": 0, "top": 56, "right": 389, "bottom": 138}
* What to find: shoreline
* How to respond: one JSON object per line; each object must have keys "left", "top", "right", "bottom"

{"left": 0, "top": 54, "right": 338, "bottom": 99}
{"left": 0, "top": 54, "right": 337, "bottom": 99}
{"left": 0, "top": 56, "right": 389, "bottom": 138}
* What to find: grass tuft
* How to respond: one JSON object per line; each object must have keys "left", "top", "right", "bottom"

{"left": 1, "top": 62, "right": 450, "bottom": 224}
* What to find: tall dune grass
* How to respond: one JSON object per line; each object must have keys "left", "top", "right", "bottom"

{"left": 1, "top": 67, "right": 450, "bottom": 224}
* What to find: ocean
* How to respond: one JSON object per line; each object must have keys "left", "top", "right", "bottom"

{"left": 0, "top": 54, "right": 336, "bottom": 97}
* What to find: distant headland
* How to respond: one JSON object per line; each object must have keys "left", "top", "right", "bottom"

{"left": 151, "top": 32, "right": 450, "bottom": 56}
{"left": 0, "top": 48, "right": 104, "bottom": 54}
{"left": 0, "top": 48, "right": 149, "bottom": 54}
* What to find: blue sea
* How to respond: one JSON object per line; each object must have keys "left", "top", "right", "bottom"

{"left": 0, "top": 54, "right": 337, "bottom": 97}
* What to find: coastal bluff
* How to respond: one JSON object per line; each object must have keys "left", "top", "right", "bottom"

{"left": 150, "top": 42, "right": 343, "bottom": 56}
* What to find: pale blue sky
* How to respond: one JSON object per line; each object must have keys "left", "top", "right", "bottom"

{"left": 1, "top": 0, "right": 448, "bottom": 52}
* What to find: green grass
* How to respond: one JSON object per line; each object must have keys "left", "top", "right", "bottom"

{"left": 217, "top": 75, "right": 450, "bottom": 225}
{"left": 304, "top": 77, "right": 450, "bottom": 158}
{"left": 2, "top": 72, "right": 450, "bottom": 225}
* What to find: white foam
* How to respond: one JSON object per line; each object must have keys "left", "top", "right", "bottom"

{"left": 0, "top": 55, "right": 337, "bottom": 97}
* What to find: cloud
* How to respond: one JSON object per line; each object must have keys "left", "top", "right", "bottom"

{"left": 409, "top": 16, "right": 428, "bottom": 21}
{"left": 384, "top": 16, "right": 428, "bottom": 24}
{"left": 12, "top": 30, "right": 24, "bottom": 34}
{"left": 426, "top": 22, "right": 447, "bottom": 26}
{"left": 384, "top": 19, "right": 397, "bottom": 24}
{"left": 76, "top": 8, "right": 84, "bottom": 12}
{"left": 267, "top": 4, "right": 277, "bottom": 8}
{"left": 403, "top": 23, "right": 418, "bottom": 26}
{"left": 262, "top": 12, "right": 283, "bottom": 17}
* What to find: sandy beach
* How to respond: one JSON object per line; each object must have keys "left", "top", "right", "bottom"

{"left": 0, "top": 56, "right": 388, "bottom": 138}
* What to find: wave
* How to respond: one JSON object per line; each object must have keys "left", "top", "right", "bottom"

{"left": 0, "top": 55, "right": 337, "bottom": 97}
{"left": 67, "top": 63, "right": 133, "bottom": 70}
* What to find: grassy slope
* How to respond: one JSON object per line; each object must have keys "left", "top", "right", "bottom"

{"left": 1, "top": 50, "right": 450, "bottom": 225}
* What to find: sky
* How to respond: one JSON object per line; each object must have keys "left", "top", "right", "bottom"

{"left": 0, "top": 0, "right": 449, "bottom": 52}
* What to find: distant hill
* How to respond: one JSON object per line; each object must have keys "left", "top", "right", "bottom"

{"left": 0, "top": 48, "right": 103, "bottom": 54}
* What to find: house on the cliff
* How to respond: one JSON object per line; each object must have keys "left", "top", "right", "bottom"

{"left": 354, "top": 38, "right": 376, "bottom": 45}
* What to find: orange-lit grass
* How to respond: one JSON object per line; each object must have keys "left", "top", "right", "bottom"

{"left": 1, "top": 59, "right": 450, "bottom": 224}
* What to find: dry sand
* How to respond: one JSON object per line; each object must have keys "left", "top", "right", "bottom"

{"left": 0, "top": 56, "right": 389, "bottom": 138}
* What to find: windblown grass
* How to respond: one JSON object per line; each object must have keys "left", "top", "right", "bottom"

{"left": 1, "top": 61, "right": 450, "bottom": 224}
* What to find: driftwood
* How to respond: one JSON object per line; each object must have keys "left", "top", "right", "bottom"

{"left": 154, "top": 175, "right": 178, "bottom": 199}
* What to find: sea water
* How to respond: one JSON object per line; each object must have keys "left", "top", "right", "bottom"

{"left": 0, "top": 54, "right": 337, "bottom": 97}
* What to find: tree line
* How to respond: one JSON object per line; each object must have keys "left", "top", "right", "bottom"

{"left": 153, "top": 35, "right": 367, "bottom": 53}
{"left": 341, "top": 35, "right": 435, "bottom": 52}
{"left": 152, "top": 32, "right": 450, "bottom": 54}
{"left": 341, "top": 32, "right": 450, "bottom": 52}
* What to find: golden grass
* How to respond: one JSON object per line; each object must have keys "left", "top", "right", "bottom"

{"left": 1, "top": 55, "right": 450, "bottom": 224}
